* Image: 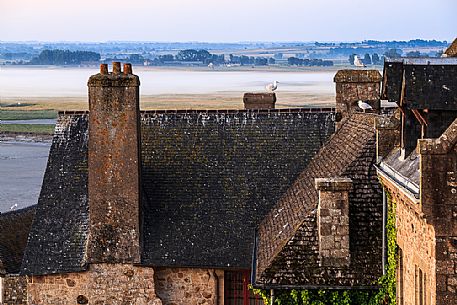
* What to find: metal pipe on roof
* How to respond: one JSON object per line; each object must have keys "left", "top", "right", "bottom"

{"left": 270, "top": 289, "right": 275, "bottom": 305}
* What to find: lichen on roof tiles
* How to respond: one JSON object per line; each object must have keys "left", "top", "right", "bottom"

{"left": 255, "top": 113, "right": 383, "bottom": 288}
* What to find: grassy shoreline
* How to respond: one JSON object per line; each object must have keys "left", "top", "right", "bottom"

{"left": 0, "top": 124, "right": 55, "bottom": 135}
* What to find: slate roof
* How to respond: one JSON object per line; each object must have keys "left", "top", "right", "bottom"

{"left": 21, "top": 114, "right": 89, "bottom": 275}
{"left": 379, "top": 148, "right": 420, "bottom": 196}
{"left": 382, "top": 58, "right": 457, "bottom": 110}
{"left": 0, "top": 206, "right": 36, "bottom": 274}
{"left": 254, "top": 113, "right": 383, "bottom": 288}
{"left": 21, "top": 108, "right": 336, "bottom": 275}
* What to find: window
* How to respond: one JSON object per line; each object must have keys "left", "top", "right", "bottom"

{"left": 397, "top": 248, "right": 404, "bottom": 305}
{"left": 0, "top": 276, "right": 3, "bottom": 303}
{"left": 224, "top": 270, "right": 264, "bottom": 305}
{"left": 415, "top": 266, "right": 427, "bottom": 305}
{"left": 419, "top": 269, "right": 423, "bottom": 305}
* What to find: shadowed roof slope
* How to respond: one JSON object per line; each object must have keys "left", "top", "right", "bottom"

{"left": 255, "top": 113, "right": 383, "bottom": 288}
{"left": 0, "top": 206, "right": 36, "bottom": 274}
{"left": 21, "top": 113, "right": 89, "bottom": 275}
{"left": 21, "top": 109, "right": 336, "bottom": 275}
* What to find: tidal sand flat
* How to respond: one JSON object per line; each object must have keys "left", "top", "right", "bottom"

{"left": 0, "top": 66, "right": 336, "bottom": 110}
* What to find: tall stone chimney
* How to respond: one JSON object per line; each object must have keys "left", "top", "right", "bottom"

{"left": 243, "top": 92, "right": 276, "bottom": 109}
{"left": 315, "top": 177, "right": 352, "bottom": 267}
{"left": 87, "top": 62, "right": 141, "bottom": 263}
{"left": 334, "top": 70, "right": 382, "bottom": 128}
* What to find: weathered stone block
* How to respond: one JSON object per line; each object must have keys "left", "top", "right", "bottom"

{"left": 243, "top": 92, "right": 276, "bottom": 109}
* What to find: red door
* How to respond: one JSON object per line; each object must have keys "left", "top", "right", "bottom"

{"left": 224, "top": 270, "right": 264, "bottom": 305}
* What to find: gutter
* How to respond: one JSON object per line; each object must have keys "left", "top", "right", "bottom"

{"left": 376, "top": 162, "right": 419, "bottom": 199}
{"left": 250, "top": 229, "right": 258, "bottom": 287}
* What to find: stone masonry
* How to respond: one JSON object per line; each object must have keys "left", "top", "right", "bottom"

{"left": 243, "top": 92, "right": 276, "bottom": 109}
{"left": 334, "top": 70, "right": 382, "bottom": 129}
{"left": 87, "top": 62, "right": 141, "bottom": 263}
{"left": 154, "top": 268, "right": 224, "bottom": 305}
{"left": 3, "top": 275, "right": 28, "bottom": 305}
{"left": 380, "top": 175, "right": 436, "bottom": 305}
{"left": 27, "top": 264, "right": 162, "bottom": 305}
{"left": 315, "top": 178, "right": 352, "bottom": 267}
{"left": 419, "top": 118, "right": 457, "bottom": 305}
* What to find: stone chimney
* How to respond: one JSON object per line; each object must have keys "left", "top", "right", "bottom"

{"left": 315, "top": 177, "right": 352, "bottom": 267}
{"left": 243, "top": 92, "right": 276, "bottom": 109}
{"left": 87, "top": 62, "right": 141, "bottom": 264}
{"left": 334, "top": 70, "right": 382, "bottom": 128}
{"left": 375, "top": 112, "right": 401, "bottom": 162}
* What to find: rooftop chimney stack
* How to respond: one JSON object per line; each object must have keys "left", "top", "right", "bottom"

{"left": 243, "top": 92, "right": 276, "bottom": 110}
{"left": 334, "top": 70, "right": 382, "bottom": 129}
{"left": 315, "top": 177, "right": 352, "bottom": 267}
{"left": 87, "top": 62, "right": 141, "bottom": 264}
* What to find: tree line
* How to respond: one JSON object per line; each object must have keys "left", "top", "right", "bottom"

{"left": 348, "top": 48, "right": 445, "bottom": 66}
{"left": 30, "top": 49, "right": 100, "bottom": 65}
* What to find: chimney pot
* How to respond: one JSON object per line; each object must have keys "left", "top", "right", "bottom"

{"left": 100, "top": 64, "right": 108, "bottom": 75}
{"left": 112, "top": 62, "right": 121, "bottom": 74}
{"left": 123, "top": 63, "right": 133, "bottom": 75}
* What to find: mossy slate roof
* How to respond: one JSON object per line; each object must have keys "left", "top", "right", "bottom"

{"left": 0, "top": 206, "right": 36, "bottom": 274}
{"left": 255, "top": 114, "right": 383, "bottom": 288}
{"left": 21, "top": 109, "right": 336, "bottom": 275}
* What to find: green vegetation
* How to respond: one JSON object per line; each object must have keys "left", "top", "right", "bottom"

{"left": 30, "top": 49, "right": 100, "bottom": 65}
{"left": 0, "top": 110, "right": 57, "bottom": 120}
{"left": 251, "top": 191, "right": 397, "bottom": 305}
{"left": 0, "top": 124, "right": 55, "bottom": 134}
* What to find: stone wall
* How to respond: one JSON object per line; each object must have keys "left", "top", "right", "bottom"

{"left": 419, "top": 118, "right": 457, "bottom": 305}
{"left": 3, "top": 275, "right": 27, "bottom": 305}
{"left": 380, "top": 175, "right": 436, "bottom": 305}
{"left": 27, "top": 264, "right": 162, "bottom": 305}
{"left": 154, "top": 268, "right": 224, "bottom": 305}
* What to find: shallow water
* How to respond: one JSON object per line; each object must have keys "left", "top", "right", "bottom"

{"left": 0, "top": 141, "right": 50, "bottom": 212}
{"left": 0, "top": 66, "right": 335, "bottom": 98}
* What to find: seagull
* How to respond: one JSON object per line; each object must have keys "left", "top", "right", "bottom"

{"left": 354, "top": 55, "right": 366, "bottom": 67}
{"left": 10, "top": 203, "right": 18, "bottom": 210}
{"left": 358, "top": 100, "right": 372, "bottom": 112}
{"left": 266, "top": 80, "right": 279, "bottom": 92}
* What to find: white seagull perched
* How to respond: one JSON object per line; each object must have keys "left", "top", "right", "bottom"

{"left": 354, "top": 55, "right": 366, "bottom": 67}
{"left": 358, "top": 100, "right": 373, "bottom": 112}
{"left": 266, "top": 80, "right": 279, "bottom": 92}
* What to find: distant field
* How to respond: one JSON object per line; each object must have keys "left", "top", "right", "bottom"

{"left": 0, "top": 124, "right": 55, "bottom": 134}
{"left": 0, "top": 109, "right": 57, "bottom": 120}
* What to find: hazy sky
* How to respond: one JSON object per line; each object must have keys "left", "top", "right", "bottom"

{"left": 1, "top": 0, "right": 455, "bottom": 42}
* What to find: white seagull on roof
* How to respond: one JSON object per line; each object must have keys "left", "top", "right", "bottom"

{"left": 358, "top": 100, "right": 373, "bottom": 112}
{"left": 266, "top": 80, "right": 279, "bottom": 92}
{"left": 354, "top": 55, "right": 366, "bottom": 67}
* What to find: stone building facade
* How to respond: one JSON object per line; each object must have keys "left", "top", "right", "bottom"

{"left": 378, "top": 56, "right": 457, "bottom": 305}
